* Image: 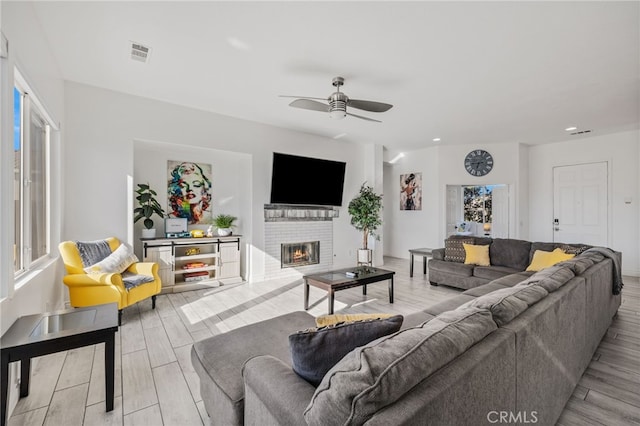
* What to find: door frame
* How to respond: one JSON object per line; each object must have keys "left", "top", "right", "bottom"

{"left": 551, "top": 160, "right": 612, "bottom": 247}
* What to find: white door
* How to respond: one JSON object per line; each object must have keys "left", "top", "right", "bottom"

{"left": 446, "top": 185, "right": 462, "bottom": 235}
{"left": 553, "top": 162, "right": 608, "bottom": 245}
{"left": 491, "top": 185, "right": 510, "bottom": 238}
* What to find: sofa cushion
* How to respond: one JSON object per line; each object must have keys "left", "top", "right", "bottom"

{"left": 463, "top": 243, "right": 490, "bottom": 266}
{"left": 191, "top": 311, "right": 317, "bottom": 425}
{"left": 461, "top": 285, "right": 549, "bottom": 326}
{"left": 444, "top": 237, "right": 475, "bottom": 263}
{"left": 462, "top": 282, "right": 511, "bottom": 297}
{"left": 304, "top": 307, "right": 497, "bottom": 426}
{"left": 517, "top": 265, "right": 576, "bottom": 292}
{"left": 490, "top": 238, "right": 531, "bottom": 270}
{"left": 473, "top": 266, "right": 522, "bottom": 281}
{"left": 528, "top": 242, "right": 588, "bottom": 263}
{"left": 526, "top": 248, "right": 575, "bottom": 272}
{"left": 428, "top": 259, "right": 474, "bottom": 277}
{"left": 556, "top": 255, "right": 600, "bottom": 275}
{"left": 289, "top": 315, "right": 403, "bottom": 386}
{"left": 474, "top": 237, "right": 493, "bottom": 246}
{"left": 490, "top": 271, "right": 535, "bottom": 287}
{"left": 423, "top": 294, "right": 476, "bottom": 316}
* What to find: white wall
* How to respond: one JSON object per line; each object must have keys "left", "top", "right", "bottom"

{"left": 383, "top": 146, "right": 440, "bottom": 258}
{"left": 383, "top": 133, "right": 640, "bottom": 277}
{"left": 0, "top": 1, "right": 66, "bottom": 417}
{"left": 384, "top": 142, "right": 526, "bottom": 259}
{"left": 64, "top": 82, "right": 368, "bottom": 282}
{"left": 0, "top": 1, "right": 66, "bottom": 325}
{"left": 528, "top": 130, "right": 640, "bottom": 275}
{"left": 133, "top": 140, "right": 252, "bottom": 276}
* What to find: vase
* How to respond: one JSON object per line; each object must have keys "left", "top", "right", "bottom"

{"left": 357, "top": 249, "right": 373, "bottom": 266}
{"left": 217, "top": 228, "right": 232, "bottom": 236}
{"left": 141, "top": 228, "right": 156, "bottom": 239}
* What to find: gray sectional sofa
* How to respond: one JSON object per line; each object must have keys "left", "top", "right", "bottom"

{"left": 191, "top": 247, "right": 621, "bottom": 426}
{"left": 428, "top": 236, "right": 591, "bottom": 290}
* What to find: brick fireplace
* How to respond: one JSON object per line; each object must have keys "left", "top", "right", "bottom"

{"left": 281, "top": 241, "right": 320, "bottom": 268}
{"left": 264, "top": 205, "right": 337, "bottom": 279}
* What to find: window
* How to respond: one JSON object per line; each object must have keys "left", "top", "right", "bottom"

{"left": 13, "top": 81, "right": 51, "bottom": 276}
{"left": 463, "top": 185, "right": 493, "bottom": 225}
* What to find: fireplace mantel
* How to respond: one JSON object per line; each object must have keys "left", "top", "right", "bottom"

{"left": 264, "top": 204, "right": 339, "bottom": 222}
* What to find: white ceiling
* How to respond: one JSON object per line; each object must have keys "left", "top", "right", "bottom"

{"left": 31, "top": 1, "right": 639, "bottom": 153}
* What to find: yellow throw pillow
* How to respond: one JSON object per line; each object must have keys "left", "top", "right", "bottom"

{"left": 526, "top": 248, "right": 575, "bottom": 272}
{"left": 315, "top": 313, "right": 394, "bottom": 327}
{"left": 463, "top": 243, "right": 491, "bottom": 266}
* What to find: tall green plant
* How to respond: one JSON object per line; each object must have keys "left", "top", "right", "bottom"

{"left": 134, "top": 183, "right": 165, "bottom": 229}
{"left": 348, "top": 183, "right": 383, "bottom": 250}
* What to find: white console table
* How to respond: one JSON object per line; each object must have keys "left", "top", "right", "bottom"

{"left": 142, "top": 236, "right": 242, "bottom": 293}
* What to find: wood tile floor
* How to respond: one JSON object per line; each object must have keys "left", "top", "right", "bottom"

{"left": 7, "top": 257, "right": 640, "bottom": 425}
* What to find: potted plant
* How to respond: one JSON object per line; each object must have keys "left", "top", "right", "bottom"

{"left": 348, "top": 183, "right": 383, "bottom": 265}
{"left": 214, "top": 214, "right": 237, "bottom": 236}
{"left": 134, "top": 183, "right": 166, "bottom": 239}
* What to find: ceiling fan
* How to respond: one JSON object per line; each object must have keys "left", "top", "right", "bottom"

{"left": 280, "top": 77, "right": 393, "bottom": 123}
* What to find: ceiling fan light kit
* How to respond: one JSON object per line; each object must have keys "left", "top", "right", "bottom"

{"left": 281, "top": 76, "right": 392, "bottom": 123}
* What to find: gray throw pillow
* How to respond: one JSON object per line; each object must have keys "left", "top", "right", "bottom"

{"left": 304, "top": 308, "right": 496, "bottom": 426}
{"left": 289, "top": 315, "right": 403, "bottom": 386}
{"left": 444, "top": 237, "right": 474, "bottom": 263}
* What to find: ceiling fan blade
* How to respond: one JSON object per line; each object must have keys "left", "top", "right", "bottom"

{"left": 347, "top": 99, "right": 393, "bottom": 113}
{"left": 346, "top": 112, "right": 382, "bottom": 123}
{"left": 289, "top": 99, "right": 329, "bottom": 112}
{"left": 280, "top": 95, "right": 327, "bottom": 101}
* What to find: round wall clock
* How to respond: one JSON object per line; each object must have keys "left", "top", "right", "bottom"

{"left": 464, "top": 149, "right": 494, "bottom": 176}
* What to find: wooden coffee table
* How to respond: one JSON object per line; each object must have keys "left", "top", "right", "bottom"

{"left": 303, "top": 266, "right": 395, "bottom": 314}
{"left": 1, "top": 303, "right": 118, "bottom": 426}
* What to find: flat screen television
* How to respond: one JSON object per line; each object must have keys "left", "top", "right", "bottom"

{"left": 270, "top": 153, "right": 346, "bottom": 206}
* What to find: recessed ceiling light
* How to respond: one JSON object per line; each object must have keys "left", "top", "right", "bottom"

{"left": 389, "top": 153, "right": 405, "bottom": 164}
{"left": 433, "top": 138, "right": 441, "bottom": 142}
{"left": 227, "top": 37, "right": 251, "bottom": 51}
{"left": 333, "top": 133, "right": 348, "bottom": 139}
{"left": 565, "top": 126, "right": 577, "bottom": 132}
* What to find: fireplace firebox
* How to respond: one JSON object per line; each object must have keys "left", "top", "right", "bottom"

{"left": 281, "top": 241, "right": 320, "bottom": 268}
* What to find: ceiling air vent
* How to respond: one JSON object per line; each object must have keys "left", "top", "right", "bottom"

{"left": 130, "top": 41, "right": 151, "bottom": 63}
{"left": 570, "top": 130, "right": 592, "bottom": 136}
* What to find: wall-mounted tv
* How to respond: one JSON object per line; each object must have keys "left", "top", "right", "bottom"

{"left": 270, "top": 152, "right": 346, "bottom": 206}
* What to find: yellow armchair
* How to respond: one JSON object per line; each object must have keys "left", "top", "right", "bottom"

{"left": 59, "top": 237, "right": 162, "bottom": 324}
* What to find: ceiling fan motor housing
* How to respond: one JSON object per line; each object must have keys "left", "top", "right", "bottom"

{"left": 329, "top": 91, "right": 348, "bottom": 119}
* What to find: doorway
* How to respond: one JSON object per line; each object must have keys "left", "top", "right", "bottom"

{"left": 552, "top": 162, "right": 608, "bottom": 245}
{"left": 445, "top": 184, "right": 509, "bottom": 237}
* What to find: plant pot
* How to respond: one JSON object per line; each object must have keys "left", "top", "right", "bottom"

{"left": 217, "top": 228, "right": 232, "bottom": 236}
{"left": 141, "top": 228, "right": 156, "bottom": 239}
{"left": 357, "top": 249, "right": 373, "bottom": 265}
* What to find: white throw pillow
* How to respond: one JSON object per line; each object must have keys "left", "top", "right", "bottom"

{"left": 84, "top": 243, "right": 139, "bottom": 274}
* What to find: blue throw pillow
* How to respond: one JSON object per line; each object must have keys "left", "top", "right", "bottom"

{"left": 289, "top": 315, "right": 403, "bottom": 386}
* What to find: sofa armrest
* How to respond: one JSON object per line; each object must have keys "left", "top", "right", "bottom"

{"left": 63, "top": 272, "right": 123, "bottom": 287}
{"left": 243, "top": 355, "right": 316, "bottom": 426}
{"left": 126, "top": 261, "right": 158, "bottom": 277}
{"left": 432, "top": 248, "right": 445, "bottom": 260}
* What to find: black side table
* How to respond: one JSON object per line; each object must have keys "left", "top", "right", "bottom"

{"left": 1, "top": 303, "right": 118, "bottom": 426}
{"left": 408, "top": 248, "right": 433, "bottom": 277}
